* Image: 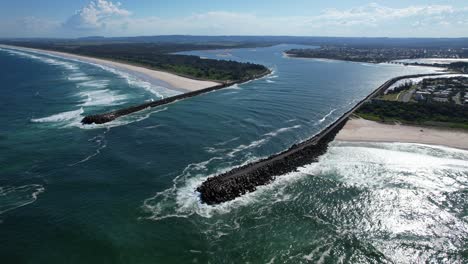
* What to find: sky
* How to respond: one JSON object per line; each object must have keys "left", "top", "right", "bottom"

{"left": 1, "top": 0, "right": 468, "bottom": 38}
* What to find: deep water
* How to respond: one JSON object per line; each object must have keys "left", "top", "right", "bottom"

{"left": 0, "top": 45, "right": 466, "bottom": 263}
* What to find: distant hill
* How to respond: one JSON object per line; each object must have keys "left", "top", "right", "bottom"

{"left": 3, "top": 35, "right": 468, "bottom": 49}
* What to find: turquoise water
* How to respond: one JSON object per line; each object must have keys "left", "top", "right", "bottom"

{"left": 0, "top": 45, "right": 466, "bottom": 263}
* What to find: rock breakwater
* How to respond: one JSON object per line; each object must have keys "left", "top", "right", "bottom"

{"left": 196, "top": 73, "right": 446, "bottom": 204}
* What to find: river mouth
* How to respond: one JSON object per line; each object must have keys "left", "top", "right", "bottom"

{"left": 196, "top": 73, "right": 446, "bottom": 205}
{"left": 1, "top": 44, "right": 465, "bottom": 263}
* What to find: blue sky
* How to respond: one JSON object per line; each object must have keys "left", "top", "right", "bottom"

{"left": 1, "top": 0, "right": 468, "bottom": 38}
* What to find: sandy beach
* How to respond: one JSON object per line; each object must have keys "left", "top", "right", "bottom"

{"left": 336, "top": 118, "right": 468, "bottom": 150}
{"left": 0, "top": 45, "right": 220, "bottom": 93}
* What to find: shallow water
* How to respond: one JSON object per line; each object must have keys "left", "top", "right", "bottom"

{"left": 0, "top": 45, "right": 466, "bottom": 263}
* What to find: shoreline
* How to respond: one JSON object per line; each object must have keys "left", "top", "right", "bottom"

{"left": 283, "top": 52, "right": 453, "bottom": 71}
{"left": 196, "top": 73, "right": 448, "bottom": 204}
{"left": 0, "top": 44, "right": 220, "bottom": 93}
{"left": 81, "top": 69, "right": 272, "bottom": 124}
{"left": 336, "top": 118, "right": 468, "bottom": 150}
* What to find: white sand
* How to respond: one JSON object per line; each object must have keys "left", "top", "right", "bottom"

{"left": 0, "top": 45, "right": 220, "bottom": 92}
{"left": 336, "top": 118, "right": 468, "bottom": 150}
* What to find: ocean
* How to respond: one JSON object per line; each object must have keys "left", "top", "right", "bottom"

{"left": 0, "top": 45, "right": 466, "bottom": 263}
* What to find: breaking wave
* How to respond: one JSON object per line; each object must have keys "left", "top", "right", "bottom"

{"left": 68, "top": 129, "right": 110, "bottom": 166}
{"left": 0, "top": 46, "right": 180, "bottom": 99}
{"left": 68, "top": 107, "right": 169, "bottom": 130}
{"left": 143, "top": 141, "right": 468, "bottom": 263}
{"left": 0, "top": 48, "right": 78, "bottom": 71}
{"left": 316, "top": 109, "right": 337, "bottom": 124}
{"left": 67, "top": 73, "right": 91, "bottom": 81}
{"left": 142, "top": 124, "right": 304, "bottom": 220}
{"left": 31, "top": 108, "right": 84, "bottom": 123}
{"left": 76, "top": 80, "right": 109, "bottom": 89}
{"left": 77, "top": 89, "right": 128, "bottom": 107}
{"left": 0, "top": 184, "right": 45, "bottom": 215}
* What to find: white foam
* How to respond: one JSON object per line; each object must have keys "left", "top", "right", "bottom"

{"left": 213, "top": 137, "right": 240, "bottom": 147}
{"left": 76, "top": 80, "right": 109, "bottom": 89}
{"left": 224, "top": 84, "right": 242, "bottom": 90}
{"left": 0, "top": 184, "right": 45, "bottom": 215}
{"left": 205, "top": 125, "right": 302, "bottom": 157}
{"left": 69, "top": 129, "right": 110, "bottom": 166}
{"left": 68, "top": 107, "right": 168, "bottom": 130}
{"left": 79, "top": 60, "right": 178, "bottom": 98}
{"left": 316, "top": 109, "right": 337, "bottom": 124}
{"left": 309, "top": 142, "right": 468, "bottom": 191}
{"left": 142, "top": 124, "right": 307, "bottom": 221}
{"left": 266, "top": 79, "right": 276, "bottom": 83}
{"left": 31, "top": 102, "right": 167, "bottom": 130}
{"left": 1, "top": 46, "right": 180, "bottom": 99}
{"left": 227, "top": 138, "right": 267, "bottom": 157}
{"left": 67, "top": 74, "right": 90, "bottom": 81}
{"left": 143, "top": 141, "right": 468, "bottom": 223}
{"left": 204, "top": 147, "right": 227, "bottom": 154}
{"left": 77, "top": 89, "right": 127, "bottom": 107}
{"left": 31, "top": 108, "right": 84, "bottom": 123}
{"left": 264, "top": 125, "right": 301, "bottom": 137}
{"left": 142, "top": 157, "right": 308, "bottom": 221}
{"left": 360, "top": 62, "right": 378, "bottom": 67}
{"left": 1, "top": 48, "right": 79, "bottom": 71}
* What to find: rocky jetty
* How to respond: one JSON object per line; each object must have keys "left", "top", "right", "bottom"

{"left": 197, "top": 117, "right": 347, "bottom": 204}
{"left": 81, "top": 71, "right": 271, "bottom": 125}
{"left": 82, "top": 83, "right": 228, "bottom": 124}
{"left": 196, "top": 73, "right": 446, "bottom": 205}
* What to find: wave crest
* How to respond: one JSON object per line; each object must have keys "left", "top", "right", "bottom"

{"left": 0, "top": 184, "right": 45, "bottom": 215}
{"left": 31, "top": 108, "right": 84, "bottom": 123}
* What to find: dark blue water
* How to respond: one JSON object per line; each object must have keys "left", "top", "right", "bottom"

{"left": 0, "top": 45, "right": 466, "bottom": 263}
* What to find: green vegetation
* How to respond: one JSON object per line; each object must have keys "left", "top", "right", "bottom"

{"left": 5, "top": 42, "right": 270, "bottom": 82}
{"left": 109, "top": 53, "right": 268, "bottom": 81}
{"left": 381, "top": 93, "right": 400, "bottom": 101}
{"left": 386, "top": 81, "right": 413, "bottom": 94}
{"left": 356, "top": 100, "right": 468, "bottom": 129}
{"left": 379, "top": 82, "right": 417, "bottom": 102}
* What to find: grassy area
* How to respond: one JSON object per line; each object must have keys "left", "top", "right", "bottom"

{"left": 379, "top": 84, "right": 417, "bottom": 102}
{"left": 380, "top": 93, "right": 399, "bottom": 101}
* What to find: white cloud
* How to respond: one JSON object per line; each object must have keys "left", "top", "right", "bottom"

{"left": 308, "top": 3, "right": 456, "bottom": 27}
{"left": 114, "top": 3, "right": 468, "bottom": 37}
{"left": 2, "top": 2, "right": 468, "bottom": 38}
{"left": 63, "top": 0, "right": 130, "bottom": 30}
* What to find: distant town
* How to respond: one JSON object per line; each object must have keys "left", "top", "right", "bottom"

{"left": 286, "top": 46, "right": 468, "bottom": 64}
{"left": 355, "top": 76, "right": 468, "bottom": 130}
{"left": 384, "top": 77, "right": 468, "bottom": 105}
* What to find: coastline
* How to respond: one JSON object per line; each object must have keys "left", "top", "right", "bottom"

{"left": 81, "top": 68, "right": 272, "bottom": 124}
{"left": 0, "top": 44, "right": 220, "bottom": 93}
{"left": 283, "top": 52, "right": 452, "bottom": 71}
{"left": 197, "top": 73, "right": 447, "bottom": 204}
{"left": 336, "top": 118, "right": 468, "bottom": 150}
